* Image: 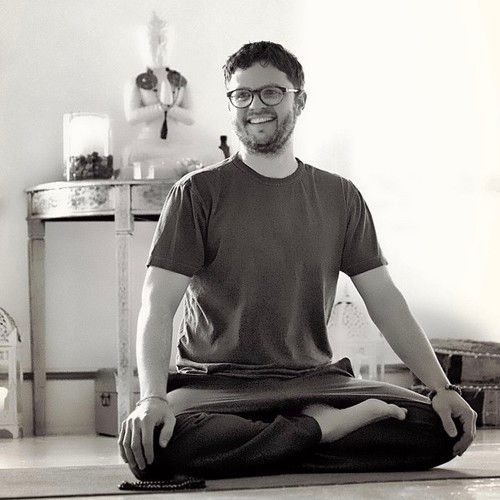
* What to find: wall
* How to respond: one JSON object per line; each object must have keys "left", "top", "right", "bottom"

{"left": 295, "top": 0, "right": 500, "bottom": 350}
{"left": 0, "top": 0, "right": 305, "bottom": 435}
{"left": 0, "top": 0, "right": 499, "bottom": 435}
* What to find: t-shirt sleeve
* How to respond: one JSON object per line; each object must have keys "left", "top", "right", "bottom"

{"left": 340, "top": 179, "right": 388, "bottom": 277}
{"left": 146, "top": 179, "right": 207, "bottom": 277}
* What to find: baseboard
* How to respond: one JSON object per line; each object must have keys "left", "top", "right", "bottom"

{"left": 22, "top": 369, "right": 139, "bottom": 381}
{"left": 21, "top": 364, "right": 410, "bottom": 381}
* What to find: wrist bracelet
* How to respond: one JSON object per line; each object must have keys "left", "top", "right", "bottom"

{"left": 136, "top": 395, "right": 169, "bottom": 407}
{"left": 428, "top": 384, "right": 462, "bottom": 400}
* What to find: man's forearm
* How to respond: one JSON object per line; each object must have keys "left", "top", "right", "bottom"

{"left": 370, "top": 295, "right": 450, "bottom": 390}
{"left": 136, "top": 305, "right": 174, "bottom": 398}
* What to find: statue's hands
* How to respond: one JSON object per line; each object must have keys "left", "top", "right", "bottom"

{"left": 431, "top": 390, "right": 477, "bottom": 456}
{"left": 157, "top": 85, "right": 193, "bottom": 125}
{"left": 118, "top": 399, "right": 176, "bottom": 470}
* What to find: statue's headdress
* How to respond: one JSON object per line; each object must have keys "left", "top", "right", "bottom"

{"left": 138, "top": 11, "right": 170, "bottom": 68}
{"left": 135, "top": 11, "right": 188, "bottom": 140}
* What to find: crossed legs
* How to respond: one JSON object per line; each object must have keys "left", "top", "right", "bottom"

{"left": 130, "top": 398, "right": 460, "bottom": 480}
{"left": 128, "top": 362, "right": 461, "bottom": 479}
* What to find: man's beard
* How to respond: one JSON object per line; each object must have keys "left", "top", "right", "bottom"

{"left": 234, "top": 110, "right": 297, "bottom": 155}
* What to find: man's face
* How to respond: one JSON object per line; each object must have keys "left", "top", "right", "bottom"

{"left": 226, "top": 63, "right": 306, "bottom": 155}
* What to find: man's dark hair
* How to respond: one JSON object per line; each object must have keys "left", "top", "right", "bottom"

{"left": 223, "top": 41, "right": 305, "bottom": 90}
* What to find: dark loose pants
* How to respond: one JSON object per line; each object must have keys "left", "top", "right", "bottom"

{"left": 130, "top": 359, "right": 461, "bottom": 480}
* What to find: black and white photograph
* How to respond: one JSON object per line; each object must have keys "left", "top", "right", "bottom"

{"left": 0, "top": 0, "right": 499, "bottom": 498}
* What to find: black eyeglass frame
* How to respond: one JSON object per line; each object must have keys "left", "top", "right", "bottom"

{"left": 226, "top": 85, "right": 301, "bottom": 108}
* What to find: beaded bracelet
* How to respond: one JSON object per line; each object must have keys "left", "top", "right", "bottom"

{"left": 135, "top": 395, "right": 169, "bottom": 407}
{"left": 428, "top": 384, "right": 462, "bottom": 400}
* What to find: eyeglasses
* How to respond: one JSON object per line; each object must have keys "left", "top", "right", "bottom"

{"left": 226, "top": 86, "right": 301, "bottom": 108}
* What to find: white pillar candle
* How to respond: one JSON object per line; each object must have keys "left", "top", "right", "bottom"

{"left": 66, "top": 114, "right": 109, "bottom": 156}
{"left": 0, "top": 386, "right": 7, "bottom": 414}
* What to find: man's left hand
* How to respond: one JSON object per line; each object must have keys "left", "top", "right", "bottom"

{"left": 431, "top": 390, "right": 477, "bottom": 456}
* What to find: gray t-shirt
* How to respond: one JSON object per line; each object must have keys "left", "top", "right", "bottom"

{"left": 147, "top": 153, "right": 388, "bottom": 378}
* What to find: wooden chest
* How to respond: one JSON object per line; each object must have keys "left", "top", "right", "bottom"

{"left": 428, "top": 339, "right": 500, "bottom": 385}
{"left": 410, "top": 339, "right": 500, "bottom": 427}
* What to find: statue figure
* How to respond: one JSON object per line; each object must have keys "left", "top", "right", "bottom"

{"left": 122, "top": 12, "right": 197, "bottom": 178}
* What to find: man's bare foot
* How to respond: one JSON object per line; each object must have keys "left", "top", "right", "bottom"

{"left": 302, "top": 398, "right": 408, "bottom": 443}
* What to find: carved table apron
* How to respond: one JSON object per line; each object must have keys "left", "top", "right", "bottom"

{"left": 26, "top": 179, "right": 174, "bottom": 435}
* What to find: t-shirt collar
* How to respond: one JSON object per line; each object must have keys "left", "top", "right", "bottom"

{"left": 232, "top": 152, "right": 305, "bottom": 186}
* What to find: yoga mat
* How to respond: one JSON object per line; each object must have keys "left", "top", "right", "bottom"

{"left": 1, "top": 461, "right": 499, "bottom": 499}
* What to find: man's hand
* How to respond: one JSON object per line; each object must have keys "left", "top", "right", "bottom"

{"left": 118, "top": 399, "right": 176, "bottom": 470}
{"left": 431, "top": 390, "right": 477, "bottom": 456}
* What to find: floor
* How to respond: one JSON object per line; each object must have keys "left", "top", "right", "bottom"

{"left": 0, "top": 430, "right": 499, "bottom": 499}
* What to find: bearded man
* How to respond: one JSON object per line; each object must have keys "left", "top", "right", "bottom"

{"left": 119, "top": 41, "right": 476, "bottom": 480}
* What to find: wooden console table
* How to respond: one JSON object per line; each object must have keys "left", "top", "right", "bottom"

{"left": 26, "top": 179, "right": 174, "bottom": 435}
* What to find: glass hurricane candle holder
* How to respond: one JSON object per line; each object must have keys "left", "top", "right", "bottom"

{"left": 327, "top": 285, "right": 386, "bottom": 380}
{"left": 63, "top": 113, "right": 116, "bottom": 181}
{"left": 0, "top": 308, "right": 23, "bottom": 438}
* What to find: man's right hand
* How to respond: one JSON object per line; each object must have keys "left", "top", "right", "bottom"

{"left": 118, "top": 398, "right": 176, "bottom": 470}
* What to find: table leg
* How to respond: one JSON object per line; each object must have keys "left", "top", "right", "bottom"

{"left": 27, "top": 218, "right": 46, "bottom": 436}
{"left": 115, "top": 186, "right": 134, "bottom": 431}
